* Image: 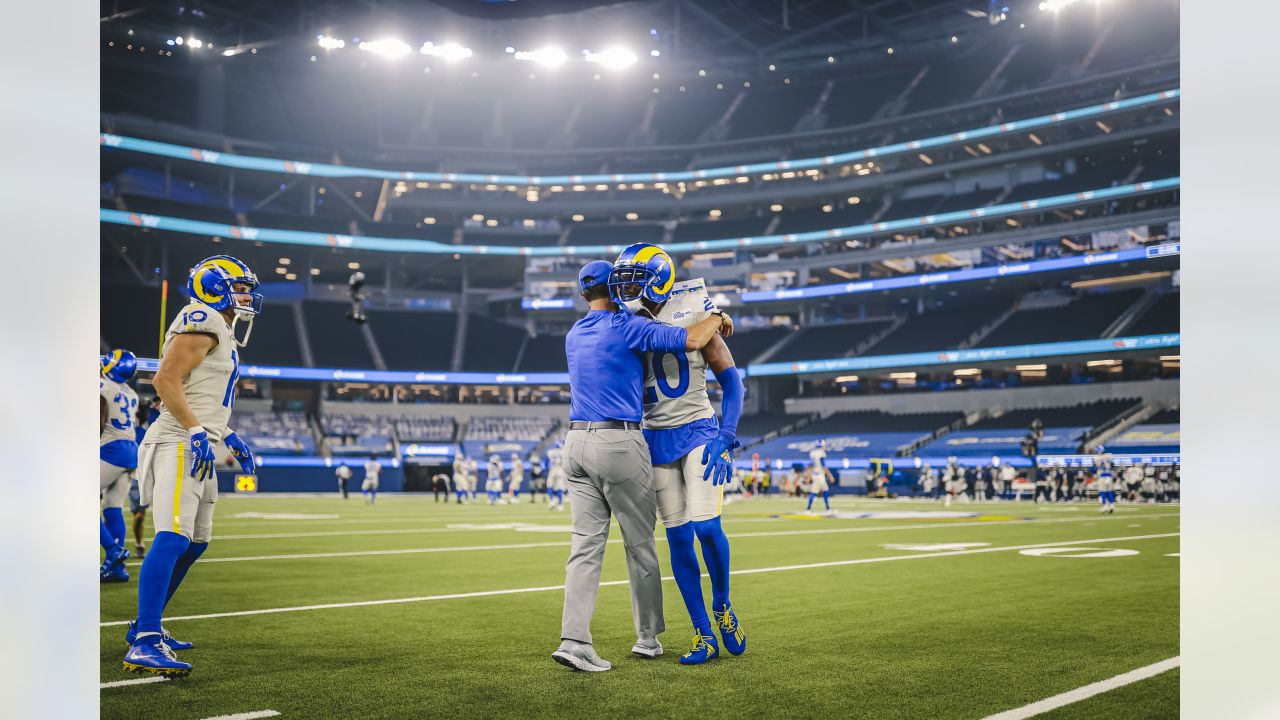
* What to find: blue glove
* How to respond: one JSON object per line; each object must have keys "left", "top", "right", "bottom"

{"left": 701, "top": 431, "right": 739, "bottom": 486}
{"left": 224, "top": 431, "right": 256, "bottom": 474}
{"left": 188, "top": 427, "right": 216, "bottom": 482}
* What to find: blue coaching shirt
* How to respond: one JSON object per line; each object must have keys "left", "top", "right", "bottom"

{"left": 566, "top": 310, "right": 688, "bottom": 423}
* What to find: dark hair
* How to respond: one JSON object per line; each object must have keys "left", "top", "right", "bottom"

{"left": 582, "top": 284, "right": 610, "bottom": 302}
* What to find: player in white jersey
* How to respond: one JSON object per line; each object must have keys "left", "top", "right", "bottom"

{"left": 362, "top": 454, "right": 382, "bottom": 504}
{"left": 124, "top": 255, "right": 262, "bottom": 677}
{"left": 806, "top": 439, "right": 833, "bottom": 514}
{"left": 919, "top": 463, "right": 937, "bottom": 498}
{"left": 468, "top": 457, "right": 480, "bottom": 501}
{"left": 485, "top": 454, "right": 504, "bottom": 504}
{"left": 508, "top": 452, "right": 524, "bottom": 503}
{"left": 1096, "top": 467, "right": 1116, "bottom": 514}
{"left": 546, "top": 442, "right": 567, "bottom": 511}
{"left": 100, "top": 349, "right": 140, "bottom": 583}
{"left": 335, "top": 462, "right": 353, "bottom": 499}
{"left": 609, "top": 244, "right": 746, "bottom": 666}
{"left": 452, "top": 452, "right": 468, "bottom": 504}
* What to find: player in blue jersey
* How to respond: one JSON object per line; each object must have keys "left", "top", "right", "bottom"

{"left": 100, "top": 349, "right": 140, "bottom": 583}
{"left": 608, "top": 242, "right": 745, "bottom": 666}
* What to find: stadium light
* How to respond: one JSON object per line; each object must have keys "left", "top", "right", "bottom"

{"left": 585, "top": 46, "right": 637, "bottom": 69}
{"left": 421, "top": 42, "right": 472, "bottom": 62}
{"left": 358, "top": 38, "right": 411, "bottom": 60}
{"left": 514, "top": 46, "right": 567, "bottom": 67}
{"left": 317, "top": 35, "right": 346, "bottom": 50}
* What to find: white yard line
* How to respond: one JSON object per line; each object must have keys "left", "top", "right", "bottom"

{"left": 194, "top": 712, "right": 281, "bottom": 720}
{"left": 123, "top": 513, "right": 1181, "bottom": 567}
{"left": 101, "top": 532, "right": 1176, "bottom": 627}
{"left": 99, "top": 676, "right": 169, "bottom": 689}
{"left": 980, "top": 657, "right": 1180, "bottom": 720}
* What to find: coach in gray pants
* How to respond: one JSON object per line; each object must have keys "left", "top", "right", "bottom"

{"left": 553, "top": 261, "right": 727, "bottom": 672}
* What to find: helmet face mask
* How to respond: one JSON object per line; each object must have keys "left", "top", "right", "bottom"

{"left": 608, "top": 242, "right": 675, "bottom": 314}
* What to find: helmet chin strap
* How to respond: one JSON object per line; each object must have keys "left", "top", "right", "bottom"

{"left": 231, "top": 313, "right": 255, "bottom": 348}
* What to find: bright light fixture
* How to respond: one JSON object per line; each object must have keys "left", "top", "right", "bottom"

{"left": 359, "top": 38, "right": 411, "bottom": 60}
{"left": 514, "top": 46, "right": 567, "bottom": 67}
{"left": 421, "top": 42, "right": 472, "bottom": 62}
{"left": 585, "top": 46, "right": 637, "bottom": 69}
{"left": 317, "top": 35, "right": 346, "bottom": 50}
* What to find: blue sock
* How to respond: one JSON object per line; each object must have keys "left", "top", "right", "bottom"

{"left": 665, "top": 523, "right": 711, "bottom": 633}
{"left": 100, "top": 519, "right": 116, "bottom": 551}
{"left": 823, "top": 491, "right": 830, "bottom": 510}
{"left": 693, "top": 516, "right": 732, "bottom": 609}
{"left": 135, "top": 531, "right": 190, "bottom": 636}
{"left": 164, "top": 542, "right": 207, "bottom": 609}
{"left": 103, "top": 507, "right": 127, "bottom": 547}
{"left": 807, "top": 493, "right": 815, "bottom": 510}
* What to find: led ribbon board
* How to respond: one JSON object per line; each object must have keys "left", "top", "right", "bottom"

{"left": 99, "top": 177, "right": 1180, "bottom": 257}
{"left": 99, "top": 89, "right": 1179, "bottom": 186}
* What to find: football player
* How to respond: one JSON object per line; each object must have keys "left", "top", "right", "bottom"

{"left": 362, "top": 454, "right": 382, "bottom": 504}
{"left": 100, "top": 349, "right": 140, "bottom": 583}
{"left": 508, "top": 452, "right": 524, "bottom": 503}
{"left": 452, "top": 450, "right": 468, "bottom": 504}
{"left": 546, "top": 442, "right": 567, "bottom": 511}
{"left": 608, "top": 243, "right": 745, "bottom": 666}
{"left": 123, "top": 255, "right": 261, "bottom": 677}
{"left": 806, "top": 439, "right": 832, "bottom": 514}
{"left": 486, "top": 454, "right": 504, "bottom": 505}
{"left": 1096, "top": 466, "right": 1116, "bottom": 514}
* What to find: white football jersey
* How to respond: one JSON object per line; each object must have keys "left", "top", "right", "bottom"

{"left": 364, "top": 459, "right": 382, "bottom": 478}
{"left": 1096, "top": 473, "right": 1114, "bottom": 491}
{"left": 547, "top": 447, "right": 563, "bottom": 469}
{"left": 641, "top": 279, "right": 716, "bottom": 431}
{"left": 144, "top": 302, "right": 239, "bottom": 444}
{"left": 488, "top": 459, "right": 502, "bottom": 480}
{"left": 509, "top": 461, "right": 523, "bottom": 482}
{"left": 100, "top": 376, "right": 139, "bottom": 446}
{"left": 809, "top": 445, "right": 827, "bottom": 465}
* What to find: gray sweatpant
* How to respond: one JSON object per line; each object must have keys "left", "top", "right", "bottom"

{"left": 560, "top": 428, "right": 664, "bottom": 645}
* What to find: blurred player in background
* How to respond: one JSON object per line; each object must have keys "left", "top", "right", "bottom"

{"left": 468, "top": 456, "right": 480, "bottom": 502}
{"left": 486, "top": 454, "right": 504, "bottom": 504}
{"left": 1096, "top": 466, "right": 1116, "bottom": 514}
{"left": 432, "top": 471, "right": 450, "bottom": 502}
{"left": 508, "top": 452, "right": 524, "bottom": 503}
{"left": 124, "top": 255, "right": 261, "bottom": 677}
{"left": 335, "top": 462, "right": 352, "bottom": 499}
{"left": 806, "top": 439, "right": 832, "bottom": 514}
{"left": 100, "top": 349, "right": 140, "bottom": 583}
{"left": 918, "top": 463, "right": 937, "bottom": 499}
{"left": 546, "top": 441, "right": 566, "bottom": 511}
{"left": 130, "top": 397, "right": 157, "bottom": 559}
{"left": 609, "top": 244, "right": 745, "bottom": 666}
{"left": 362, "top": 454, "right": 381, "bottom": 504}
{"left": 529, "top": 450, "right": 545, "bottom": 503}
{"left": 452, "top": 451, "right": 468, "bottom": 504}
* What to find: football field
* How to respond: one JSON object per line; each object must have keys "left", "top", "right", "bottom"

{"left": 99, "top": 494, "right": 1179, "bottom": 719}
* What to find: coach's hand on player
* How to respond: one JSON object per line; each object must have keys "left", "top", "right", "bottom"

{"left": 702, "top": 431, "right": 739, "bottom": 486}
{"left": 188, "top": 426, "right": 216, "bottom": 482}
{"left": 224, "top": 431, "right": 256, "bottom": 474}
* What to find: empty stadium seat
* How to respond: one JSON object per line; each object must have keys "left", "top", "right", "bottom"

{"left": 303, "top": 300, "right": 375, "bottom": 368}
{"left": 462, "top": 315, "right": 525, "bottom": 372}
{"left": 1127, "top": 292, "right": 1179, "bottom": 336}
{"left": 769, "top": 320, "right": 895, "bottom": 362}
{"left": 367, "top": 310, "right": 458, "bottom": 370}
{"left": 976, "top": 290, "right": 1143, "bottom": 347}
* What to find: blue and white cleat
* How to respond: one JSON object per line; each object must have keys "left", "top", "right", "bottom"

{"left": 677, "top": 629, "right": 720, "bottom": 665}
{"left": 100, "top": 564, "right": 130, "bottom": 584}
{"left": 713, "top": 603, "right": 746, "bottom": 656}
{"left": 123, "top": 637, "right": 192, "bottom": 677}
{"left": 100, "top": 544, "right": 129, "bottom": 575}
{"left": 125, "top": 621, "right": 193, "bottom": 651}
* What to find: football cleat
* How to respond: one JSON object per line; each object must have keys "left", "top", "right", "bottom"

{"left": 678, "top": 629, "right": 720, "bottom": 665}
{"left": 101, "top": 543, "right": 129, "bottom": 574}
{"left": 125, "top": 621, "right": 193, "bottom": 651}
{"left": 713, "top": 604, "right": 746, "bottom": 656}
{"left": 551, "top": 640, "right": 612, "bottom": 672}
{"left": 100, "top": 564, "right": 130, "bottom": 584}
{"left": 134, "top": 544, "right": 146, "bottom": 559}
{"left": 123, "top": 638, "right": 192, "bottom": 677}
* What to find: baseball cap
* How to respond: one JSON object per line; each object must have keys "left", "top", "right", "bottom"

{"left": 578, "top": 260, "right": 614, "bottom": 293}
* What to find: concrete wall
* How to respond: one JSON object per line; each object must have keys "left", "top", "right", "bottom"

{"left": 784, "top": 379, "right": 1179, "bottom": 416}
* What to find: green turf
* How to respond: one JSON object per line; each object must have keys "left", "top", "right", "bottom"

{"left": 100, "top": 495, "right": 1179, "bottom": 719}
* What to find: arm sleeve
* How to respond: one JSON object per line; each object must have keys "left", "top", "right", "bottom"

{"left": 713, "top": 366, "right": 744, "bottom": 441}
{"left": 615, "top": 312, "right": 687, "bottom": 353}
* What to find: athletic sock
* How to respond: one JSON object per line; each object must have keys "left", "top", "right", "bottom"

{"left": 103, "top": 507, "right": 127, "bottom": 547}
{"left": 100, "top": 519, "right": 117, "bottom": 551}
{"left": 164, "top": 541, "right": 208, "bottom": 609}
{"left": 693, "top": 516, "right": 732, "bottom": 609}
{"left": 135, "top": 531, "right": 191, "bottom": 635}
{"left": 822, "top": 491, "right": 831, "bottom": 510}
{"left": 807, "top": 493, "right": 815, "bottom": 510}
{"left": 665, "top": 523, "right": 712, "bottom": 634}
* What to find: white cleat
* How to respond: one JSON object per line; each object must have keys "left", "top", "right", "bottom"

{"left": 552, "top": 640, "right": 612, "bottom": 672}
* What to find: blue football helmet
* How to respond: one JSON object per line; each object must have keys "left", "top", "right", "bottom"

{"left": 608, "top": 242, "right": 676, "bottom": 313}
{"left": 187, "top": 255, "right": 263, "bottom": 346}
{"left": 101, "top": 349, "right": 138, "bottom": 384}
